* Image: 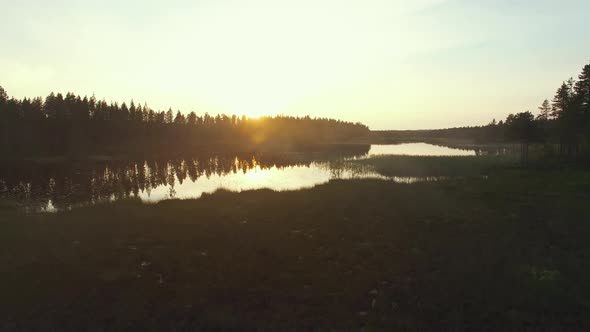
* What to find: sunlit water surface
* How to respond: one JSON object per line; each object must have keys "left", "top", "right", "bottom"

{"left": 368, "top": 143, "right": 475, "bottom": 156}
{"left": 0, "top": 143, "right": 477, "bottom": 211}
{"left": 139, "top": 164, "right": 440, "bottom": 203}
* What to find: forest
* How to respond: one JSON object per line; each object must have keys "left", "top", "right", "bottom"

{"left": 0, "top": 88, "right": 369, "bottom": 157}
{"left": 3, "top": 61, "right": 588, "bottom": 160}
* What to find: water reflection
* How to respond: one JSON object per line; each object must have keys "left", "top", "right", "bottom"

{"left": 367, "top": 142, "right": 514, "bottom": 157}
{"left": 368, "top": 143, "right": 476, "bottom": 156}
{"left": 0, "top": 144, "right": 483, "bottom": 211}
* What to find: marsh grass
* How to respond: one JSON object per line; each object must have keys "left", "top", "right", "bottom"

{"left": 349, "top": 154, "right": 519, "bottom": 177}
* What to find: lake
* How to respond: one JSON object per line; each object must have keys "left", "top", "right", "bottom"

{"left": 366, "top": 142, "right": 476, "bottom": 156}
{"left": 0, "top": 143, "right": 477, "bottom": 211}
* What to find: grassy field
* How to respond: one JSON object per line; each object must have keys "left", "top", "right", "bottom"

{"left": 2, "top": 157, "right": 590, "bottom": 330}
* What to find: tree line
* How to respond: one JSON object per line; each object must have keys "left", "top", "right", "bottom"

{"left": 489, "top": 61, "right": 590, "bottom": 160}
{"left": 374, "top": 60, "right": 590, "bottom": 160}
{"left": 0, "top": 87, "right": 369, "bottom": 157}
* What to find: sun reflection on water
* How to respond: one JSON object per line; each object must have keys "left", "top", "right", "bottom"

{"left": 0, "top": 143, "right": 483, "bottom": 212}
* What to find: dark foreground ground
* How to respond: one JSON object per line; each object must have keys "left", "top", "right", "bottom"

{"left": 2, "top": 160, "right": 590, "bottom": 331}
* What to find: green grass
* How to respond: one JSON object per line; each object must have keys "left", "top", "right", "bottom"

{"left": 2, "top": 160, "right": 590, "bottom": 330}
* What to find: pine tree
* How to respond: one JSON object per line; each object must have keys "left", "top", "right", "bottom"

{"left": 0, "top": 85, "right": 7, "bottom": 104}
{"left": 165, "top": 108, "right": 174, "bottom": 124}
{"left": 551, "top": 82, "right": 571, "bottom": 118}
{"left": 174, "top": 111, "right": 186, "bottom": 125}
{"left": 537, "top": 99, "right": 551, "bottom": 120}
{"left": 574, "top": 63, "right": 590, "bottom": 114}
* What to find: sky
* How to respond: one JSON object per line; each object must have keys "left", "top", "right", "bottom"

{"left": 1, "top": 0, "right": 589, "bottom": 130}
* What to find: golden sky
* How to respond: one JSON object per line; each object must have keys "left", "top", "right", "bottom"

{"left": 2, "top": 0, "right": 589, "bottom": 129}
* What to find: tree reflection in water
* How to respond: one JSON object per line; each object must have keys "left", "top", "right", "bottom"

{"left": 0, "top": 146, "right": 375, "bottom": 211}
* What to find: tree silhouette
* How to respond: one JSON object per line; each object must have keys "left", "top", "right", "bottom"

{"left": 0, "top": 86, "right": 7, "bottom": 103}
{"left": 552, "top": 81, "right": 572, "bottom": 118}
{"left": 575, "top": 64, "right": 590, "bottom": 113}
{"left": 537, "top": 99, "right": 551, "bottom": 120}
{"left": 0, "top": 85, "right": 370, "bottom": 157}
{"left": 505, "top": 111, "right": 536, "bottom": 164}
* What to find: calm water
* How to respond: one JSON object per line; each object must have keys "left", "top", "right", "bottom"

{"left": 367, "top": 142, "right": 475, "bottom": 156}
{"left": 0, "top": 143, "right": 477, "bottom": 211}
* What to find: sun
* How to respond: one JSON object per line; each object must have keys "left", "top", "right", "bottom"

{"left": 246, "top": 114, "right": 262, "bottom": 120}
{"left": 240, "top": 108, "right": 267, "bottom": 120}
